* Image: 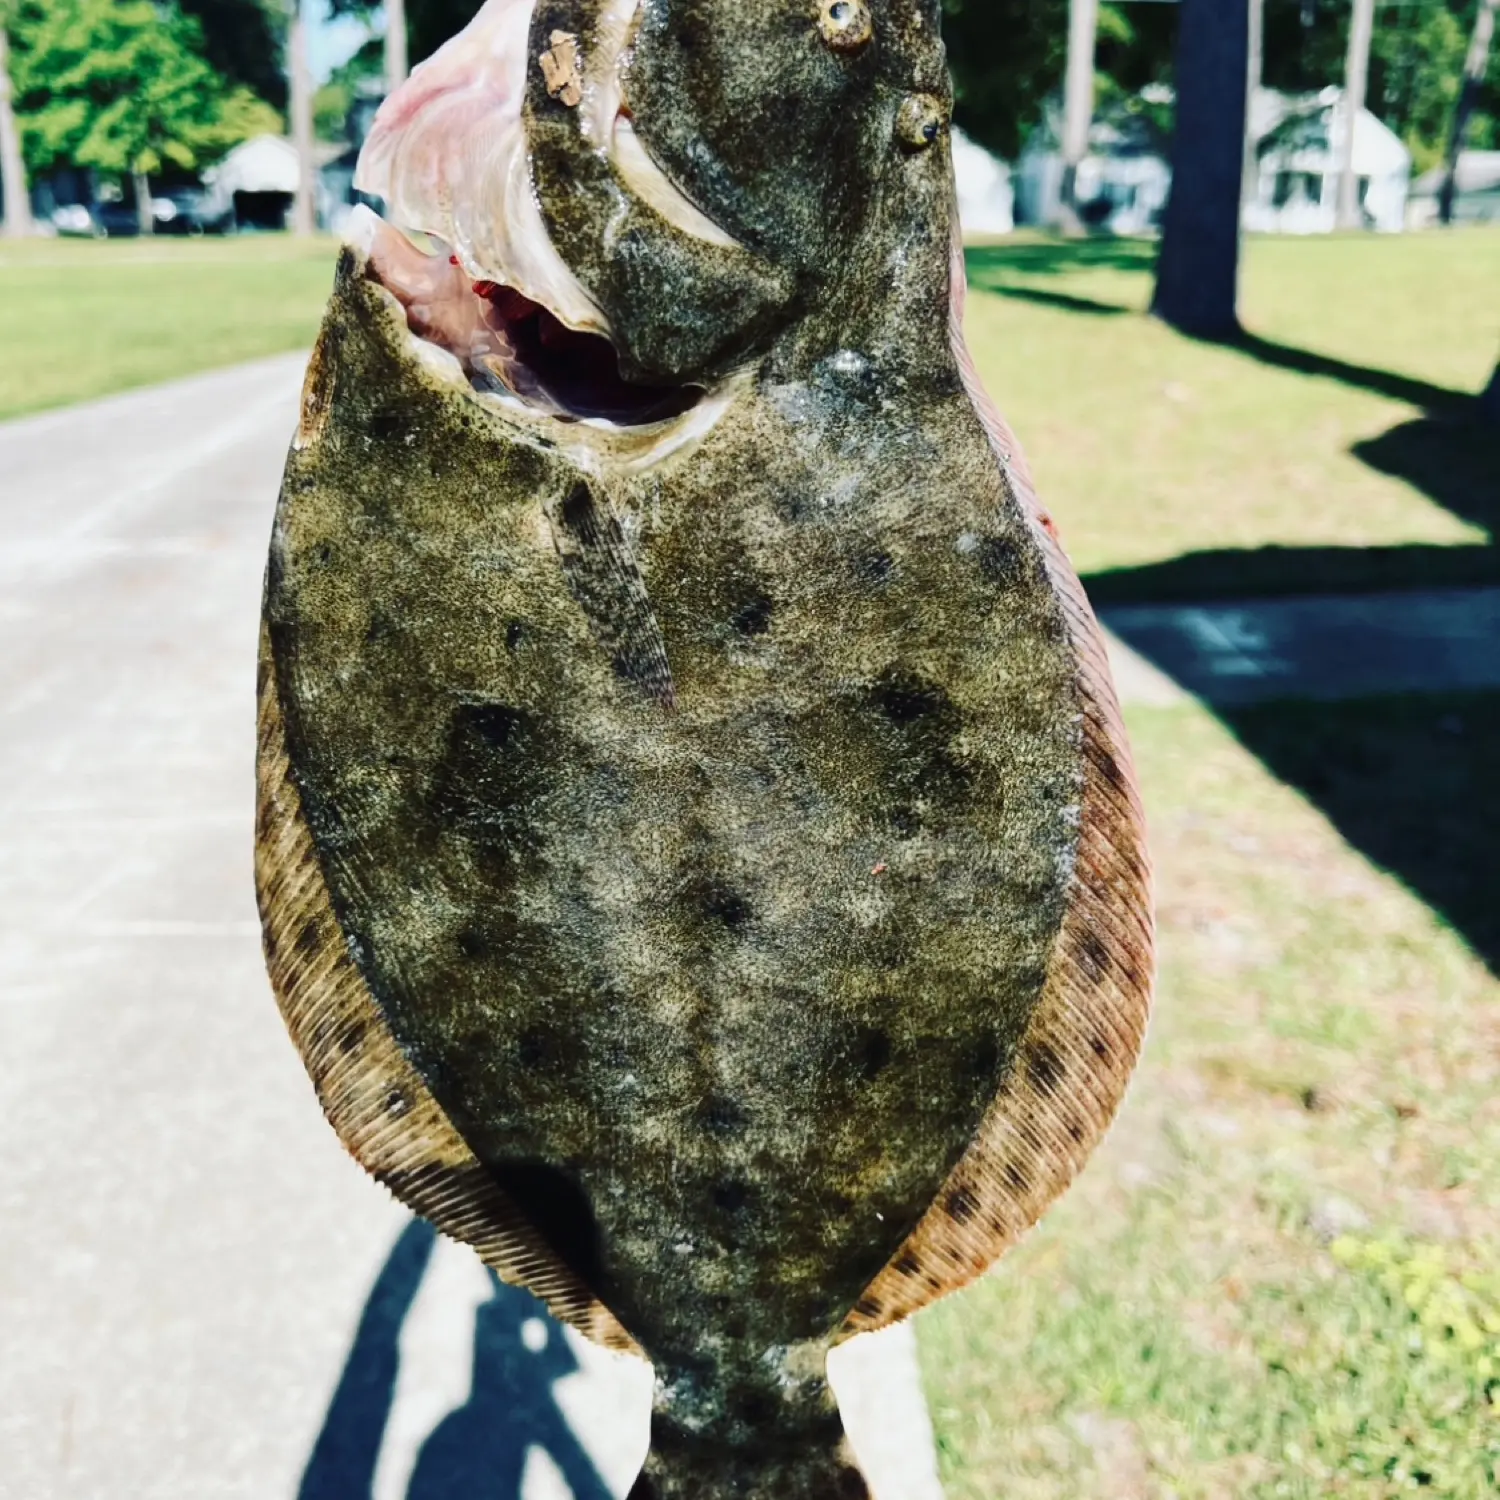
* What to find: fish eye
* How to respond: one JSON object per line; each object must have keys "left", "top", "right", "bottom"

{"left": 895, "top": 93, "right": 948, "bottom": 152}
{"left": 819, "top": 0, "right": 874, "bottom": 53}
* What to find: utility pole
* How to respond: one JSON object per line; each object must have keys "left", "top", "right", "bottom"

{"left": 1439, "top": 0, "right": 1497, "bottom": 225}
{"left": 386, "top": 0, "right": 409, "bottom": 96}
{"left": 1335, "top": 0, "right": 1376, "bottom": 230}
{"left": 0, "top": 19, "right": 33, "bottom": 240}
{"left": 1059, "top": 0, "right": 1099, "bottom": 231}
{"left": 289, "top": 0, "right": 315, "bottom": 236}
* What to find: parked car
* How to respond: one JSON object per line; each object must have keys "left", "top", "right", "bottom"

{"left": 49, "top": 190, "right": 226, "bottom": 238}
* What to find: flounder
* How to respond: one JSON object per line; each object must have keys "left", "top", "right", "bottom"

{"left": 256, "top": 1, "right": 1153, "bottom": 1494}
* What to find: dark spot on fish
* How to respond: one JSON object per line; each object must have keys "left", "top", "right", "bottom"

{"left": 339, "top": 1020, "right": 366, "bottom": 1055}
{"left": 976, "top": 536, "right": 1024, "bottom": 588}
{"left": 700, "top": 1096, "right": 748, "bottom": 1135}
{"left": 876, "top": 678, "right": 943, "bottom": 723}
{"left": 1004, "top": 1161, "right": 1030, "bottom": 1193}
{"left": 730, "top": 594, "right": 774, "bottom": 636}
{"left": 262, "top": 923, "right": 279, "bottom": 965}
{"left": 1028, "top": 1039, "right": 1064, "bottom": 1094}
{"left": 505, "top": 619, "right": 527, "bottom": 651}
{"left": 947, "top": 1186, "right": 978, "bottom": 1223}
{"left": 368, "top": 406, "right": 404, "bottom": 442}
{"left": 971, "top": 1033, "right": 1000, "bottom": 1078}
{"left": 854, "top": 550, "right": 893, "bottom": 586}
{"left": 733, "top": 1389, "right": 776, "bottom": 1427}
{"left": 456, "top": 928, "right": 487, "bottom": 960}
{"left": 895, "top": 1252, "right": 921, "bottom": 1276}
{"left": 490, "top": 1161, "right": 608, "bottom": 1292}
{"left": 518, "top": 1029, "right": 552, "bottom": 1069}
{"left": 1078, "top": 930, "right": 1112, "bottom": 982}
{"left": 295, "top": 916, "right": 322, "bottom": 959}
{"left": 853, "top": 1296, "right": 881, "bottom": 1320}
{"left": 385, "top": 1089, "right": 408, "bottom": 1117}
{"left": 560, "top": 480, "right": 593, "bottom": 531}
{"left": 1091, "top": 1033, "right": 1111, "bottom": 1060}
{"left": 857, "top": 1026, "right": 891, "bottom": 1080}
{"left": 1069, "top": 1120, "right": 1086, "bottom": 1143}
{"left": 713, "top": 1181, "right": 749, "bottom": 1213}
{"left": 889, "top": 805, "right": 920, "bottom": 838}
{"left": 696, "top": 881, "right": 752, "bottom": 929}
{"left": 836, "top": 1465, "right": 869, "bottom": 1500}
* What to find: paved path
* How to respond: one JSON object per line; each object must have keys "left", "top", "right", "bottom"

{"left": 0, "top": 359, "right": 942, "bottom": 1500}
{"left": 1101, "top": 589, "right": 1500, "bottom": 708}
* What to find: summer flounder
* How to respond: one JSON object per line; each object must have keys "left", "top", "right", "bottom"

{"left": 255, "top": 0, "right": 1154, "bottom": 1494}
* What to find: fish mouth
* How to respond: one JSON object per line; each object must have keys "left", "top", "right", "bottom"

{"left": 347, "top": 0, "right": 737, "bottom": 434}
{"left": 352, "top": 205, "right": 703, "bottom": 428}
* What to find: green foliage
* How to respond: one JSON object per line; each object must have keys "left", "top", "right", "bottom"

{"left": 178, "top": 0, "right": 289, "bottom": 114}
{"left": 1372, "top": 2, "right": 1494, "bottom": 172}
{"left": 313, "top": 39, "right": 380, "bottom": 143}
{"left": 10, "top": 0, "right": 281, "bottom": 181}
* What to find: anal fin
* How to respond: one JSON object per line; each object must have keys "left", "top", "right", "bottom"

{"left": 256, "top": 627, "right": 639, "bottom": 1354}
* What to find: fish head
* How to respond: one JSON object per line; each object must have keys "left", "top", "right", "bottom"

{"left": 346, "top": 0, "right": 955, "bottom": 435}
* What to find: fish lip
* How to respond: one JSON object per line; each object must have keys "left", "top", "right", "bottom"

{"left": 345, "top": 204, "right": 739, "bottom": 455}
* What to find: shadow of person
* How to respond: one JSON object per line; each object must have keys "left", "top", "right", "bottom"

{"left": 301, "top": 1219, "right": 439, "bottom": 1500}
{"left": 406, "top": 1272, "right": 614, "bottom": 1500}
{"left": 300, "top": 1217, "right": 616, "bottom": 1500}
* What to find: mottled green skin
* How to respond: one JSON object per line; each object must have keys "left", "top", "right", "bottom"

{"left": 267, "top": 0, "right": 1084, "bottom": 1488}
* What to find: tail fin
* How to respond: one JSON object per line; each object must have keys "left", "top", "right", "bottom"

{"left": 628, "top": 1417, "right": 869, "bottom": 1500}
{"left": 625, "top": 1348, "right": 871, "bottom": 1500}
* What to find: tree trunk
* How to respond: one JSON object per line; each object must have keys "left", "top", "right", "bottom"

{"left": 1336, "top": 0, "right": 1376, "bottom": 230}
{"left": 0, "top": 24, "right": 32, "bottom": 240}
{"left": 1242, "top": 0, "right": 1264, "bottom": 210}
{"left": 1480, "top": 357, "right": 1500, "bottom": 425}
{"left": 386, "top": 0, "right": 409, "bottom": 97}
{"left": 289, "top": 0, "right": 315, "bottom": 236}
{"left": 1152, "top": 0, "right": 1249, "bottom": 339}
{"left": 133, "top": 167, "right": 154, "bottom": 236}
{"left": 1058, "top": 0, "right": 1098, "bottom": 231}
{"left": 1440, "top": 0, "right": 1498, "bottom": 225}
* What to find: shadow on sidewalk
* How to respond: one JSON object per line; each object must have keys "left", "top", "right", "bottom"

{"left": 300, "top": 1219, "right": 613, "bottom": 1500}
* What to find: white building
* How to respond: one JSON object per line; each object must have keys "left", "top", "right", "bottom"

{"left": 1014, "top": 102, "right": 1171, "bottom": 235}
{"left": 1408, "top": 150, "right": 1500, "bottom": 226}
{"left": 952, "top": 128, "right": 1014, "bottom": 237}
{"left": 1244, "top": 87, "right": 1411, "bottom": 234}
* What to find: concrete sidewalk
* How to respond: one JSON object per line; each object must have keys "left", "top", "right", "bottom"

{"left": 0, "top": 360, "right": 941, "bottom": 1500}
{"left": 1102, "top": 589, "right": 1500, "bottom": 708}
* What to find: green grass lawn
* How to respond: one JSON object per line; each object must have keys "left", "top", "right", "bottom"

{"left": 0, "top": 234, "right": 336, "bottom": 422}
{"left": 964, "top": 230, "right": 1499, "bottom": 600}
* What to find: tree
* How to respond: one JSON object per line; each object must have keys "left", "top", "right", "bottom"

{"left": 1336, "top": 0, "right": 1376, "bottom": 229}
{"left": 1152, "top": 0, "right": 1249, "bottom": 339}
{"left": 1059, "top": 0, "right": 1099, "bottom": 230}
{"left": 0, "top": 9, "right": 31, "bottom": 236}
{"left": 1441, "top": 0, "right": 1498, "bottom": 220}
{"left": 12, "top": 0, "right": 277, "bottom": 232}
{"left": 179, "top": 0, "right": 288, "bottom": 112}
{"left": 288, "top": 0, "right": 313, "bottom": 235}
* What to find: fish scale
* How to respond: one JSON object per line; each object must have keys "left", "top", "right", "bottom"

{"left": 258, "top": 2, "right": 1152, "bottom": 1495}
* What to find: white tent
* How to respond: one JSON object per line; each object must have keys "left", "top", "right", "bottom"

{"left": 1244, "top": 87, "right": 1411, "bottom": 234}
{"left": 952, "top": 128, "right": 1014, "bottom": 237}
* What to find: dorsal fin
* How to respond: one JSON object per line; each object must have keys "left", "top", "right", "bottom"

{"left": 256, "top": 628, "right": 639, "bottom": 1354}
{"left": 842, "top": 292, "right": 1154, "bottom": 1335}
